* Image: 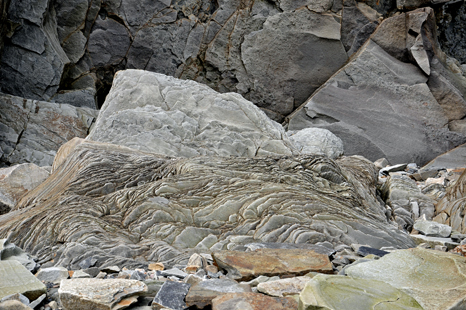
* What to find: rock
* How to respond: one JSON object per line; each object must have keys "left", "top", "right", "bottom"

{"left": 58, "top": 279, "right": 147, "bottom": 310}
{"left": 435, "top": 170, "right": 466, "bottom": 233}
{"left": 288, "top": 9, "right": 466, "bottom": 166}
{"left": 346, "top": 248, "right": 466, "bottom": 309}
{"left": 410, "top": 234, "right": 459, "bottom": 250}
{"left": 151, "top": 281, "right": 190, "bottom": 310}
{"left": 28, "top": 294, "right": 45, "bottom": 309}
{"left": 87, "top": 70, "right": 296, "bottom": 158}
{"left": 0, "top": 239, "right": 39, "bottom": 272}
{"left": 0, "top": 138, "right": 415, "bottom": 270}
{"left": 0, "top": 300, "right": 33, "bottom": 310}
{"left": 159, "top": 268, "right": 187, "bottom": 279}
{"left": 212, "top": 249, "right": 333, "bottom": 281}
{"left": 287, "top": 128, "right": 344, "bottom": 159}
{"left": 0, "top": 92, "right": 97, "bottom": 167}
{"left": 100, "top": 266, "right": 120, "bottom": 274}
{"left": 356, "top": 246, "right": 390, "bottom": 257}
{"left": 35, "top": 267, "right": 69, "bottom": 284}
{"left": 422, "top": 143, "right": 466, "bottom": 171}
{"left": 70, "top": 270, "right": 90, "bottom": 279}
{"left": 379, "top": 164, "right": 408, "bottom": 175}
{"left": 299, "top": 274, "right": 423, "bottom": 310}
{"left": 0, "top": 260, "right": 46, "bottom": 300}
{"left": 244, "top": 243, "right": 335, "bottom": 256}
{"left": 148, "top": 263, "right": 164, "bottom": 271}
{"left": 0, "top": 293, "right": 29, "bottom": 306}
{"left": 211, "top": 292, "right": 298, "bottom": 310}
{"left": 256, "top": 276, "right": 310, "bottom": 297}
{"left": 413, "top": 219, "right": 452, "bottom": 238}
{"left": 186, "top": 278, "right": 250, "bottom": 309}
{"left": 374, "top": 158, "right": 389, "bottom": 170}
{"left": 0, "top": 164, "right": 49, "bottom": 212}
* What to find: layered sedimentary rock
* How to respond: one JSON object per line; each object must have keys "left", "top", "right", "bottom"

{"left": 0, "top": 138, "right": 414, "bottom": 269}
{"left": 288, "top": 8, "right": 466, "bottom": 165}
{"left": 435, "top": 169, "right": 466, "bottom": 233}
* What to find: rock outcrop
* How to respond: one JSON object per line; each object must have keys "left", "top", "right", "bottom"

{"left": 0, "top": 138, "right": 414, "bottom": 270}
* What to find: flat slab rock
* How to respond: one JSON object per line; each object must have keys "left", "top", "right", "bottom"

{"left": 0, "top": 260, "right": 46, "bottom": 301}
{"left": 212, "top": 249, "right": 333, "bottom": 281}
{"left": 299, "top": 274, "right": 422, "bottom": 310}
{"left": 257, "top": 276, "right": 311, "bottom": 297}
{"left": 345, "top": 248, "right": 466, "bottom": 309}
{"left": 152, "top": 281, "right": 190, "bottom": 310}
{"left": 211, "top": 292, "right": 298, "bottom": 310}
{"left": 186, "top": 278, "right": 249, "bottom": 308}
{"left": 58, "top": 279, "right": 147, "bottom": 310}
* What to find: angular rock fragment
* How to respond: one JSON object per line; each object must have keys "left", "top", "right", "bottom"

{"left": 212, "top": 292, "right": 297, "bottom": 310}
{"left": 35, "top": 267, "right": 69, "bottom": 284}
{"left": 346, "top": 248, "right": 466, "bottom": 309}
{"left": 186, "top": 278, "right": 249, "bottom": 309}
{"left": 435, "top": 169, "right": 466, "bottom": 233}
{"left": 413, "top": 219, "right": 452, "bottom": 238}
{"left": 212, "top": 249, "right": 333, "bottom": 281}
{"left": 287, "top": 128, "right": 344, "bottom": 159}
{"left": 0, "top": 260, "right": 46, "bottom": 300}
{"left": 299, "top": 274, "right": 423, "bottom": 310}
{"left": 152, "top": 281, "right": 190, "bottom": 310}
{"left": 0, "top": 239, "right": 39, "bottom": 272}
{"left": 257, "top": 276, "right": 310, "bottom": 297}
{"left": 58, "top": 279, "right": 147, "bottom": 310}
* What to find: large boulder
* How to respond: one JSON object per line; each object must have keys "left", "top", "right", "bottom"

{"left": 0, "top": 138, "right": 414, "bottom": 269}
{"left": 288, "top": 8, "right": 466, "bottom": 165}
{"left": 87, "top": 69, "right": 296, "bottom": 158}
{"left": 0, "top": 92, "right": 98, "bottom": 167}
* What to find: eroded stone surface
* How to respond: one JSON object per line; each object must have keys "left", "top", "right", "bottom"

{"left": 212, "top": 292, "right": 298, "bottom": 310}
{"left": 345, "top": 248, "right": 466, "bottom": 309}
{"left": 436, "top": 169, "right": 466, "bottom": 234}
{"left": 0, "top": 260, "right": 46, "bottom": 301}
{"left": 0, "top": 139, "right": 414, "bottom": 269}
{"left": 257, "top": 276, "right": 310, "bottom": 297}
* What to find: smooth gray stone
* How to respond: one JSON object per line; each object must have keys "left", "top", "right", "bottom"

{"left": 413, "top": 220, "right": 452, "bottom": 238}
{"left": 35, "top": 267, "right": 69, "bottom": 284}
{"left": 0, "top": 260, "right": 46, "bottom": 301}
{"left": 152, "top": 281, "right": 191, "bottom": 310}
{"left": 422, "top": 143, "right": 466, "bottom": 171}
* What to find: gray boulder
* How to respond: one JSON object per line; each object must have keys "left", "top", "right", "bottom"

{"left": 0, "top": 92, "right": 98, "bottom": 167}
{"left": 413, "top": 219, "right": 452, "bottom": 238}
{"left": 87, "top": 69, "right": 296, "bottom": 158}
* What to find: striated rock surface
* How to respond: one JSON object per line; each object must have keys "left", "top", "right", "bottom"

{"left": 0, "top": 138, "right": 414, "bottom": 269}
{"left": 345, "top": 248, "right": 466, "bottom": 309}
{"left": 87, "top": 70, "right": 295, "bottom": 158}
{"left": 0, "top": 164, "right": 49, "bottom": 213}
{"left": 58, "top": 279, "right": 147, "bottom": 310}
{"left": 0, "top": 92, "right": 98, "bottom": 167}
{"left": 287, "top": 128, "right": 344, "bottom": 159}
{"left": 299, "top": 274, "right": 423, "bottom": 310}
{"left": 212, "top": 292, "right": 298, "bottom": 310}
{"left": 0, "top": 260, "right": 46, "bottom": 301}
{"left": 212, "top": 249, "right": 333, "bottom": 281}
{"left": 288, "top": 8, "right": 466, "bottom": 165}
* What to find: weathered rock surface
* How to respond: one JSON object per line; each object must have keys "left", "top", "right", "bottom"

{"left": 288, "top": 8, "right": 466, "bottom": 165}
{"left": 87, "top": 70, "right": 295, "bottom": 158}
{"left": 151, "top": 281, "right": 190, "bottom": 310}
{"left": 212, "top": 292, "right": 298, "bottom": 310}
{"left": 0, "top": 164, "right": 49, "bottom": 213}
{"left": 58, "top": 279, "right": 147, "bottom": 310}
{"left": 0, "top": 92, "right": 97, "bottom": 167}
{"left": 212, "top": 249, "right": 333, "bottom": 281}
{"left": 422, "top": 143, "right": 466, "bottom": 171}
{"left": 413, "top": 219, "right": 452, "bottom": 238}
{"left": 0, "top": 239, "right": 39, "bottom": 272}
{"left": 345, "top": 248, "right": 466, "bottom": 309}
{"left": 435, "top": 170, "right": 466, "bottom": 234}
{"left": 0, "top": 260, "right": 46, "bottom": 301}
{"left": 287, "top": 128, "right": 344, "bottom": 159}
{"left": 0, "top": 300, "right": 33, "bottom": 310}
{"left": 299, "top": 274, "right": 423, "bottom": 310}
{"left": 35, "top": 267, "right": 69, "bottom": 284}
{"left": 186, "top": 278, "right": 249, "bottom": 309}
{"left": 257, "top": 276, "right": 310, "bottom": 297}
{"left": 0, "top": 138, "right": 414, "bottom": 269}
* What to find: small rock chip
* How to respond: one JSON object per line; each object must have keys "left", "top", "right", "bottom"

{"left": 211, "top": 292, "right": 297, "bottom": 310}
{"left": 70, "top": 270, "right": 91, "bottom": 279}
{"left": 100, "top": 266, "right": 121, "bottom": 274}
{"left": 148, "top": 263, "right": 164, "bottom": 271}
{"left": 159, "top": 268, "right": 187, "bottom": 279}
{"left": 152, "top": 281, "right": 190, "bottom": 310}
{"left": 356, "top": 246, "right": 389, "bottom": 257}
{"left": 257, "top": 276, "right": 310, "bottom": 297}
{"left": 205, "top": 265, "right": 218, "bottom": 274}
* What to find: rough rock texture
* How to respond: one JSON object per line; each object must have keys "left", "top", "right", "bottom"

{"left": 0, "top": 260, "right": 46, "bottom": 301}
{"left": 435, "top": 170, "right": 466, "bottom": 234}
{"left": 212, "top": 292, "right": 298, "bottom": 310}
{"left": 186, "top": 278, "right": 249, "bottom": 308}
{"left": 413, "top": 219, "right": 452, "bottom": 238}
{"left": 0, "top": 164, "right": 49, "bottom": 213}
{"left": 437, "top": 1, "right": 466, "bottom": 64}
{"left": 35, "top": 267, "right": 69, "bottom": 284}
{"left": 298, "top": 274, "right": 423, "bottom": 310}
{"left": 151, "top": 281, "right": 190, "bottom": 310}
{"left": 345, "top": 248, "right": 466, "bottom": 310}
{"left": 257, "top": 276, "right": 310, "bottom": 297}
{"left": 87, "top": 70, "right": 296, "bottom": 158}
{"left": 58, "top": 279, "right": 147, "bottom": 310}
{"left": 0, "top": 239, "right": 39, "bottom": 272}
{"left": 288, "top": 8, "right": 466, "bottom": 165}
{"left": 0, "top": 138, "right": 414, "bottom": 269}
{"left": 287, "top": 128, "right": 344, "bottom": 159}
{"left": 422, "top": 143, "right": 466, "bottom": 171}
{"left": 0, "top": 92, "right": 98, "bottom": 167}
{"left": 212, "top": 249, "right": 333, "bottom": 281}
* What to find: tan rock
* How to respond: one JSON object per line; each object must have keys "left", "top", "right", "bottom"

{"left": 0, "top": 300, "right": 33, "bottom": 310}
{"left": 257, "top": 276, "right": 310, "bottom": 297}
{"left": 212, "top": 249, "right": 332, "bottom": 281}
{"left": 212, "top": 292, "right": 297, "bottom": 310}
{"left": 58, "top": 279, "right": 147, "bottom": 310}
{"left": 148, "top": 263, "right": 164, "bottom": 271}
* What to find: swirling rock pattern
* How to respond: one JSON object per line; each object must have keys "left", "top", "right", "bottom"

{"left": 0, "top": 138, "right": 414, "bottom": 269}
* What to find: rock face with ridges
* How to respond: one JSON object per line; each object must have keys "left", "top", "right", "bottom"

{"left": 435, "top": 170, "right": 466, "bottom": 234}
{"left": 288, "top": 8, "right": 466, "bottom": 165}
{"left": 0, "top": 138, "right": 414, "bottom": 269}
{"left": 0, "top": 92, "right": 98, "bottom": 167}
{"left": 87, "top": 69, "right": 296, "bottom": 158}
{"left": 345, "top": 248, "right": 466, "bottom": 310}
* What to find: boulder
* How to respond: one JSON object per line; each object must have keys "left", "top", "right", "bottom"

{"left": 0, "top": 92, "right": 97, "bottom": 167}
{"left": 87, "top": 70, "right": 295, "bottom": 158}
{"left": 211, "top": 292, "right": 298, "bottom": 310}
{"left": 298, "top": 274, "right": 423, "bottom": 310}
{"left": 212, "top": 249, "right": 333, "bottom": 281}
{"left": 58, "top": 279, "right": 147, "bottom": 310}
{"left": 0, "top": 260, "right": 46, "bottom": 301}
{"left": 413, "top": 219, "right": 452, "bottom": 238}
{"left": 287, "top": 8, "right": 466, "bottom": 166}
{"left": 287, "top": 128, "right": 344, "bottom": 159}
{"left": 0, "top": 164, "right": 49, "bottom": 213}
{"left": 151, "top": 281, "right": 190, "bottom": 310}
{"left": 345, "top": 248, "right": 466, "bottom": 309}
{"left": 0, "top": 138, "right": 415, "bottom": 270}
